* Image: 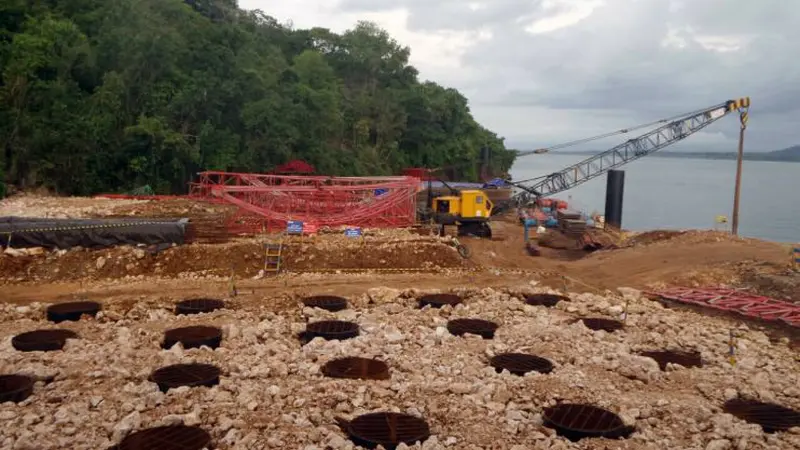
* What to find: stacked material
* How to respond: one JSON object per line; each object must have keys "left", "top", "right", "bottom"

{"left": 556, "top": 210, "right": 586, "bottom": 236}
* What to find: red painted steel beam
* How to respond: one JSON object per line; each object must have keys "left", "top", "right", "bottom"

{"left": 650, "top": 287, "right": 800, "bottom": 327}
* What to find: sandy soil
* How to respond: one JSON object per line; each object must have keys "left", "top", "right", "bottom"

{"left": 1, "top": 195, "right": 799, "bottom": 450}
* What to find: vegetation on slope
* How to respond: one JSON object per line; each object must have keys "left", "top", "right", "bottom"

{"left": 0, "top": 0, "right": 515, "bottom": 196}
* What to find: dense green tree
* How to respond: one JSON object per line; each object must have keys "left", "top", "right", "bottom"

{"left": 0, "top": 0, "right": 515, "bottom": 195}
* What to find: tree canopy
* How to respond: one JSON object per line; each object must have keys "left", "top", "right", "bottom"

{"left": 0, "top": 0, "right": 515, "bottom": 196}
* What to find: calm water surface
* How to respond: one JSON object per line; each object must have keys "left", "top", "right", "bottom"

{"left": 510, "top": 154, "right": 799, "bottom": 243}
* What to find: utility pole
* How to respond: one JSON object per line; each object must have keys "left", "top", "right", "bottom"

{"left": 731, "top": 107, "right": 749, "bottom": 236}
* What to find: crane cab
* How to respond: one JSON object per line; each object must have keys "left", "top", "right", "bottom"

{"left": 432, "top": 189, "right": 493, "bottom": 237}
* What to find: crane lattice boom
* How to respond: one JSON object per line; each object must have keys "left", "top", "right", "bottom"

{"left": 513, "top": 98, "right": 750, "bottom": 202}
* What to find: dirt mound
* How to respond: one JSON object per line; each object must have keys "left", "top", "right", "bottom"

{"left": 0, "top": 236, "right": 467, "bottom": 283}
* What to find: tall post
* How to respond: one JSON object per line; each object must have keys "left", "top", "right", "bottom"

{"left": 604, "top": 170, "right": 625, "bottom": 231}
{"left": 731, "top": 110, "right": 748, "bottom": 236}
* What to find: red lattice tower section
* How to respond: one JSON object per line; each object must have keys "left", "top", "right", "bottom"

{"left": 649, "top": 287, "right": 800, "bottom": 328}
{"left": 189, "top": 171, "right": 420, "bottom": 234}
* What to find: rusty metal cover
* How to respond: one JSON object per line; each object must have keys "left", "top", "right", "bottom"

{"left": 543, "top": 403, "right": 635, "bottom": 441}
{"left": 490, "top": 353, "right": 554, "bottom": 375}
{"left": 46, "top": 301, "right": 101, "bottom": 323}
{"left": 306, "top": 320, "right": 359, "bottom": 341}
{"left": 639, "top": 350, "right": 702, "bottom": 371}
{"left": 150, "top": 363, "right": 221, "bottom": 393}
{"left": 723, "top": 398, "right": 800, "bottom": 433}
{"left": 303, "top": 295, "right": 348, "bottom": 312}
{"left": 581, "top": 318, "right": 624, "bottom": 332}
{"left": 0, "top": 374, "right": 35, "bottom": 403}
{"left": 162, "top": 326, "right": 222, "bottom": 349}
{"left": 524, "top": 294, "right": 568, "bottom": 307}
{"left": 12, "top": 329, "right": 79, "bottom": 352}
{"left": 322, "top": 357, "right": 390, "bottom": 380}
{"left": 175, "top": 298, "right": 225, "bottom": 315}
{"left": 418, "top": 293, "right": 462, "bottom": 309}
{"left": 337, "top": 412, "right": 430, "bottom": 449}
{"left": 447, "top": 318, "right": 499, "bottom": 339}
{"left": 107, "top": 425, "right": 212, "bottom": 450}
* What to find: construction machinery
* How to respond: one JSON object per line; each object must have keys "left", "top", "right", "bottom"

{"left": 506, "top": 97, "right": 751, "bottom": 206}
{"left": 416, "top": 173, "right": 495, "bottom": 238}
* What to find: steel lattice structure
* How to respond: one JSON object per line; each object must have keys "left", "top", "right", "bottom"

{"left": 189, "top": 171, "right": 419, "bottom": 233}
{"left": 650, "top": 287, "right": 800, "bottom": 328}
{"left": 514, "top": 98, "right": 750, "bottom": 202}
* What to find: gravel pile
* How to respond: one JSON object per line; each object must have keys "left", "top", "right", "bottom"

{"left": 1, "top": 286, "right": 798, "bottom": 449}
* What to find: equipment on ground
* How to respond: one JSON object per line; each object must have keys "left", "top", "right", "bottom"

{"left": 420, "top": 173, "right": 494, "bottom": 238}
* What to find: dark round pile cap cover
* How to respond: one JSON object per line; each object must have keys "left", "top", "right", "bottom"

{"left": 418, "top": 293, "right": 462, "bottom": 308}
{"left": 162, "top": 325, "right": 222, "bottom": 349}
{"left": 490, "top": 352, "right": 554, "bottom": 375}
{"left": 447, "top": 318, "right": 499, "bottom": 339}
{"left": 638, "top": 350, "right": 702, "bottom": 371}
{"left": 337, "top": 412, "right": 430, "bottom": 449}
{"left": 0, "top": 374, "right": 35, "bottom": 403}
{"left": 150, "top": 363, "right": 221, "bottom": 392}
{"left": 322, "top": 357, "right": 390, "bottom": 380}
{"left": 581, "top": 317, "right": 624, "bottom": 332}
{"left": 175, "top": 298, "right": 225, "bottom": 315}
{"left": 46, "top": 301, "right": 101, "bottom": 323}
{"left": 107, "top": 425, "right": 212, "bottom": 450}
{"left": 524, "top": 293, "right": 568, "bottom": 307}
{"left": 723, "top": 398, "right": 800, "bottom": 433}
{"left": 305, "top": 320, "right": 360, "bottom": 340}
{"left": 12, "top": 329, "right": 79, "bottom": 352}
{"left": 302, "top": 295, "right": 348, "bottom": 312}
{"left": 543, "top": 403, "right": 635, "bottom": 441}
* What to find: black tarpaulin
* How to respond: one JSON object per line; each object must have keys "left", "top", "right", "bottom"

{"left": 0, "top": 217, "right": 189, "bottom": 249}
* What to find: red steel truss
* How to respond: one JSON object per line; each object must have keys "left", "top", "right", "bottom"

{"left": 189, "top": 171, "right": 420, "bottom": 233}
{"left": 650, "top": 287, "right": 800, "bottom": 328}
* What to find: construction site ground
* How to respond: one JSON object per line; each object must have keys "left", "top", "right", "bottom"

{"left": 1, "top": 195, "right": 799, "bottom": 450}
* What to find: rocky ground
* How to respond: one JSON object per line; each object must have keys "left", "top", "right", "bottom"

{"left": 1, "top": 194, "right": 800, "bottom": 449}
{"left": 1, "top": 286, "right": 799, "bottom": 449}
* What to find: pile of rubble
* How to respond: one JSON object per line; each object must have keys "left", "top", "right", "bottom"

{"left": 1, "top": 286, "right": 797, "bottom": 449}
{"left": 0, "top": 194, "right": 145, "bottom": 219}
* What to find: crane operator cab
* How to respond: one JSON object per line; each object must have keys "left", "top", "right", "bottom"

{"left": 432, "top": 189, "right": 493, "bottom": 238}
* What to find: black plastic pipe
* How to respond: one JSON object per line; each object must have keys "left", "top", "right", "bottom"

{"left": 604, "top": 170, "right": 625, "bottom": 230}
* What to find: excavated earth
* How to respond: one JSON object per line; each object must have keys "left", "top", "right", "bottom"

{"left": 1, "top": 287, "right": 799, "bottom": 450}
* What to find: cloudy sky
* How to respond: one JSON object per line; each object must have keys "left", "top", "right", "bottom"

{"left": 239, "top": 0, "right": 799, "bottom": 152}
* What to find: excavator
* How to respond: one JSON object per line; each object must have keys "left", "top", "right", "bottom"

{"left": 420, "top": 97, "right": 751, "bottom": 238}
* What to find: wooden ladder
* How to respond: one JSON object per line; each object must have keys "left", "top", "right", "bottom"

{"left": 263, "top": 238, "right": 284, "bottom": 274}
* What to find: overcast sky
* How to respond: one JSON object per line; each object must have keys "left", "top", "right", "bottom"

{"left": 239, "top": 0, "right": 799, "bottom": 152}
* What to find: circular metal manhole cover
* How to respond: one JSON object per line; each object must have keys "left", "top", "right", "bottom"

{"left": 723, "top": 398, "right": 800, "bottom": 433}
{"left": 46, "top": 301, "right": 101, "bottom": 323}
{"left": 525, "top": 293, "right": 568, "bottom": 307}
{"left": 150, "top": 363, "right": 221, "bottom": 393}
{"left": 418, "top": 293, "right": 462, "bottom": 309}
{"left": 175, "top": 298, "right": 225, "bottom": 315}
{"left": 0, "top": 374, "right": 35, "bottom": 403}
{"left": 107, "top": 425, "right": 212, "bottom": 450}
{"left": 337, "top": 412, "right": 430, "bottom": 449}
{"left": 447, "top": 318, "right": 499, "bottom": 339}
{"left": 639, "top": 350, "right": 702, "bottom": 371}
{"left": 303, "top": 295, "right": 348, "bottom": 312}
{"left": 543, "top": 403, "right": 635, "bottom": 441}
{"left": 322, "top": 357, "right": 390, "bottom": 380}
{"left": 162, "top": 326, "right": 222, "bottom": 350}
{"left": 305, "top": 320, "right": 359, "bottom": 341}
{"left": 12, "top": 329, "right": 79, "bottom": 352}
{"left": 490, "top": 353, "right": 554, "bottom": 375}
{"left": 581, "top": 318, "right": 624, "bottom": 333}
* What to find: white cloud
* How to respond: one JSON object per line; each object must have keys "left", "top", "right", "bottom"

{"left": 521, "top": 0, "right": 605, "bottom": 35}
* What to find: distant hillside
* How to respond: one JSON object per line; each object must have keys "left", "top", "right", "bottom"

{"left": 553, "top": 145, "right": 800, "bottom": 162}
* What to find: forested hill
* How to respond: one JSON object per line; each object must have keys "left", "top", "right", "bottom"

{"left": 0, "top": 0, "right": 515, "bottom": 197}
